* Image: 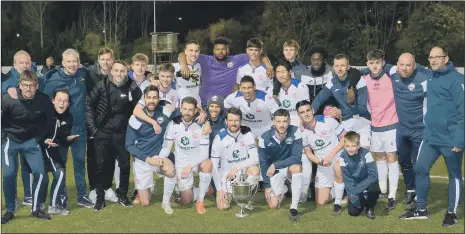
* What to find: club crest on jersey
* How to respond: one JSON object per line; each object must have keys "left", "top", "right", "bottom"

{"left": 157, "top": 116, "right": 164, "bottom": 124}
{"left": 193, "top": 133, "right": 199, "bottom": 138}
{"left": 315, "top": 139, "right": 325, "bottom": 147}
{"left": 285, "top": 137, "right": 293, "bottom": 144}
{"left": 227, "top": 62, "right": 234, "bottom": 68}
{"left": 181, "top": 136, "right": 190, "bottom": 145}
{"left": 408, "top": 83, "right": 415, "bottom": 91}
{"left": 232, "top": 150, "right": 240, "bottom": 158}
{"left": 282, "top": 100, "right": 291, "bottom": 108}
{"left": 240, "top": 141, "right": 245, "bottom": 147}
{"left": 80, "top": 77, "right": 85, "bottom": 84}
{"left": 246, "top": 113, "right": 255, "bottom": 119}
{"left": 258, "top": 75, "right": 263, "bottom": 80}
{"left": 256, "top": 107, "right": 261, "bottom": 112}
{"left": 292, "top": 93, "right": 297, "bottom": 98}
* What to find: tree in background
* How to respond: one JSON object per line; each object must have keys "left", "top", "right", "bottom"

{"left": 396, "top": 2, "right": 464, "bottom": 66}
{"left": 21, "top": 1, "right": 50, "bottom": 62}
{"left": 185, "top": 18, "right": 247, "bottom": 54}
{"left": 260, "top": 2, "right": 333, "bottom": 64}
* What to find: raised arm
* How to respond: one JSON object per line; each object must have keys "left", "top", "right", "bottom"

{"left": 312, "top": 80, "right": 334, "bottom": 113}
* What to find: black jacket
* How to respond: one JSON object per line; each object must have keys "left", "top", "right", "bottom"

{"left": 41, "top": 65, "right": 56, "bottom": 75}
{"left": 44, "top": 109, "right": 74, "bottom": 148}
{"left": 1, "top": 88, "right": 55, "bottom": 144}
{"left": 87, "top": 63, "right": 109, "bottom": 86}
{"left": 40, "top": 109, "right": 74, "bottom": 170}
{"left": 85, "top": 76, "right": 142, "bottom": 136}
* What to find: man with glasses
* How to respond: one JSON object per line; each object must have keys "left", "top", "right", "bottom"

{"left": 1, "top": 50, "right": 41, "bottom": 208}
{"left": 400, "top": 47, "right": 464, "bottom": 227}
{"left": 1, "top": 70, "right": 55, "bottom": 223}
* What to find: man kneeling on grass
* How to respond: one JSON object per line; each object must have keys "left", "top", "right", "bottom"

{"left": 125, "top": 85, "right": 177, "bottom": 214}
{"left": 210, "top": 108, "right": 260, "bottom": 211}
{"left": 338, "top": 131, "right": 380, "bottom": 219}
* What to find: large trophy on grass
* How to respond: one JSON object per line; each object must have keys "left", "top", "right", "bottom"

{"left": 231, "top": 170, "right": 258, "bottom": 218}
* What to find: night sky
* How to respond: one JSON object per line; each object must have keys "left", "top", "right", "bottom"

{"left": 52, "top": 1, "right": 263, "bottom": 42}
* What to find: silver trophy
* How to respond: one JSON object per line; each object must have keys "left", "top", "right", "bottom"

{"left": 231, "top": 170, "right": 258, "bottom": 218}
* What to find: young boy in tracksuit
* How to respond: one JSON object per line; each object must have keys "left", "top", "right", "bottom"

{"left": 40, "top": 89, "right": 78, "bottom": 215}
{"left": 339, "top": 131, "right": 380, "bottom": 219}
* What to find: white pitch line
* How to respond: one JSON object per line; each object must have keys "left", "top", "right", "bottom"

{"left": 416, "top": 175, "right": 465, "bottom": 180}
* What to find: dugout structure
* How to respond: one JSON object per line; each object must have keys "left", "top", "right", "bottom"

{"left": 151, "top": 32, "right": 179, "bottom": 73}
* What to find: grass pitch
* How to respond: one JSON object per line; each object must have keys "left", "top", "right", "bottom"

{"left": 1, "top": 154, "right": 463, "bottom": 233}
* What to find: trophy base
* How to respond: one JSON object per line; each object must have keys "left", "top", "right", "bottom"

{"left": 235, "top": 211, "right": 249, "bottom": 218}
{"left": 235, "top": 206, "right": 248, "bottom": 218}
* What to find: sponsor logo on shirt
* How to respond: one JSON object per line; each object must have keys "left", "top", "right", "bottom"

{"left": 315, "top": 139, "right": 325, "bottom": 147}
{"left": 232, "top": 150, "right": 240, "bottom": 158}
{"left": 120, "top": 93, "right": 127, "bottom": 98}
{"left": 181, "top": 136, "right": 190, "bottom": 145}
{"left": 245, "top": 113, "right": 255, "bottom": 119}
{"left": 282, "top": 100, "right": 291, "bottom": 108}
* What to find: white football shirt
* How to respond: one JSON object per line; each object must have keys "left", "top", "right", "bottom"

{"left": 268, "top": 78, "right": 310, "bottom": 126}
{"left": 210, "top": 129, "right": 259, "bottom": 182}
{"left": 160, "top": 120, "right": 210, "bottom": 168}
{"left": 224, "top": 90, "right": 279, "bottom": 138}
{"left": 302, "top": 115, "right": 345, "bottom": 158}
{"left": 236, "top": 63, "right": 271, "bottom": 92}
{"left": 173, "top": 62, "right": 202, "bottom": 104}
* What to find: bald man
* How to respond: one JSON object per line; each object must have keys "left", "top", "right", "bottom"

{"left": 400, "top": 47, "right": 464, "bottom": 227}
{"left": 388, "top": 53, "right": 429, "bottom": 206}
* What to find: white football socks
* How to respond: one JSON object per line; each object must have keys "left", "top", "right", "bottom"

{"left": 162, "top": 176, "right": 177, "bottom": 204}
{"left": 334, "top": 182, "right": 345, "bottom": 205}
{"left": 301, "top": 154, "right": 312, "bottom": 196}
{"left": 290, "top": 173, "right": 303, "bottom": 210}
{"left": 388, "top": 161, "right": 400, "bottom": 199}
{"left": 198, "top": 172, "right": 212, "bottom": 202}
{"left": 114, "top": 161, "right": 120, "bottom": 189}
{"left": 376, "top": 160, "right": 388, "bottom": 194}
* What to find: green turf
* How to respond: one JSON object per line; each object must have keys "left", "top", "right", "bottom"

{"left": 1, "top": 153, "right": 463, "bottom": 233}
